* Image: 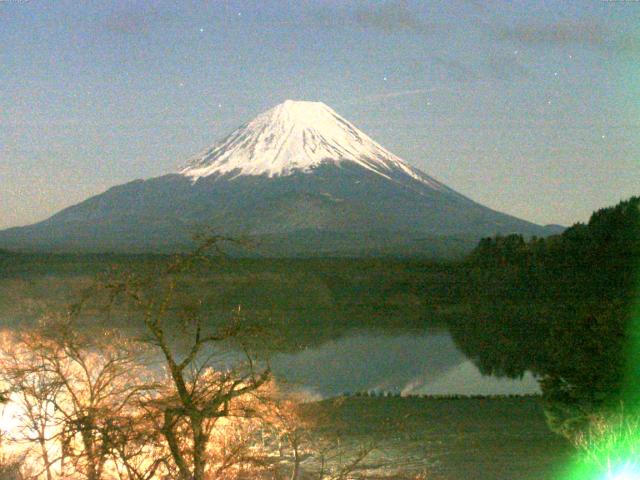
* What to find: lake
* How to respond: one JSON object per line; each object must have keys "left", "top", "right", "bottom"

{"left": 270, "top": 330, "right": 539, "bottom": 399}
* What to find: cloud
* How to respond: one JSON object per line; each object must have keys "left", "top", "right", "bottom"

{"left": 103, "top": 6, "right": 156, "bottom": 36}
{"left": 311, "top": 0, "right": 436, "bottom": 35}
{"left": 617, "top": 31, "right": 640, "bottom": 54}
{"left": 486, "top": 54, "right": 532, "bottom": 80}
{"left": 496, "top": 20, "right": 608, "bottom": 48}
{"left": 431, "top": 55, "right": 533, "bottom": 83}
{"left": 494, "top": 19, "right": 640, "bottom": 56}
{"left": 352, "top": 0, "right": 433, "bottom": 34}
{"left": 362, "top": 87, "right": 440, "bottom": 101}
{"left": 432, "top": 56, "right": 480, "bottom": 82}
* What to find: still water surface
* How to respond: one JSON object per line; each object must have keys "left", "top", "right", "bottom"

{"left": 270, "top": 331, "right": 539, "bottom": 398}
{"left": 0, "top": 315, "right": 538, "bottom": 400}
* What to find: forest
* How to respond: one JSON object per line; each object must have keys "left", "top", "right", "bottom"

{"left": 453, "top": 197, "right": 640, "bottom": 477}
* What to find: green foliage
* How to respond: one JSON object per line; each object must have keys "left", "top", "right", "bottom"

{"left": 470, "top": 196, "right": 639, "bottom": 298}
{"left": 558, "top": 409, "right": 640, "bottom": 480}
{"left": 541, "top": 301, "right": 629, "bottom": 438}
{"left": 462, "top": 197, "right": 640, "bottom": 440}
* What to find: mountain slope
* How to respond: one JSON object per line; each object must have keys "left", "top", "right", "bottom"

{"left": 0, "top": 100, "right": 558, "bottom": 256}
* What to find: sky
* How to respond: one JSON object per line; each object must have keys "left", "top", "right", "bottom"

{"left": 1, "top": 0, "right": 639, "bottom": 229}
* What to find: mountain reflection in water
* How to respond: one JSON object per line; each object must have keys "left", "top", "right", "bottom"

{"left": 270, "top": 331, "right": 539, "bottom": 398}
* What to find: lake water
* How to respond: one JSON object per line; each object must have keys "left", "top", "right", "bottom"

{"left": 0, "top": 314, "right": 539, "bottom": 400}
{"left": 270, "top": 330, "right": 539, "bottom": 398}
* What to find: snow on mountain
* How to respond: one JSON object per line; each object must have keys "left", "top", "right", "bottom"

{"left": 0, "top": 99, "right": 557, "bottom": 255}
{"left": 180, "top": 100, "right": 444, "bottom": 191}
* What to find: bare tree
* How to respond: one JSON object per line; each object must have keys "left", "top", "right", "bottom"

{"left": 0, "top": 319, "right": 153, "bottom": 480}
{"left": 0, "top": 428, "right": 33, "bottom": 480}
{"left": 0, "top": 330, "right": 61, "bottom": 480}
{"left": 103, "top": 239, "right": 271, "bottom": 480}
{"left": 0, "top": 237, "right": 386, "bottom": 480}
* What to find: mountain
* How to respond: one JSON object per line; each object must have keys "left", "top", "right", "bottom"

{"left": 0, "top": 100, "right": 559, "bottom": 257}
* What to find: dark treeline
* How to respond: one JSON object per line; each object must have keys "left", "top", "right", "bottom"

{"left": 344, "top": 391, "right": 540, "bottom": 400}
{"left": 451, "top": 196, "right": 640, "bottom": 439}
{"left": 0, "top": 252, "right": 465, "bottom": 351}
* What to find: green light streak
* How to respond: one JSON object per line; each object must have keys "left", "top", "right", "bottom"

{"left": 559, "top": 258, "right": 640, "bottom": 479}
{"left": 554, "top": 37, "right": 640, "bottom": 474}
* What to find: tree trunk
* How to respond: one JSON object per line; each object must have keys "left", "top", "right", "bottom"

{"left": 290, "top": 445, "right": 301, "bottom": 480}
{"left": 161, "top": 411, "right": 192, "bottom": 480}
{"left": 38, "top": 436, "right": 53, "bottom": 480}
{"left": 192, "top": 417, "right": 208, "bottom": 480}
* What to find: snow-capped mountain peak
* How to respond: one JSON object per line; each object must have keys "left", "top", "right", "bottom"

{"left": 0, "top": 99, "right": 554, "bottom": 254}
{"left": 179, "top": 100, "right": 443, "bottom": 190}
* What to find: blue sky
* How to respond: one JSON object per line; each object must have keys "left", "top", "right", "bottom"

{"left": 1, "top": 0, "right": 639, "bottom": 229}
